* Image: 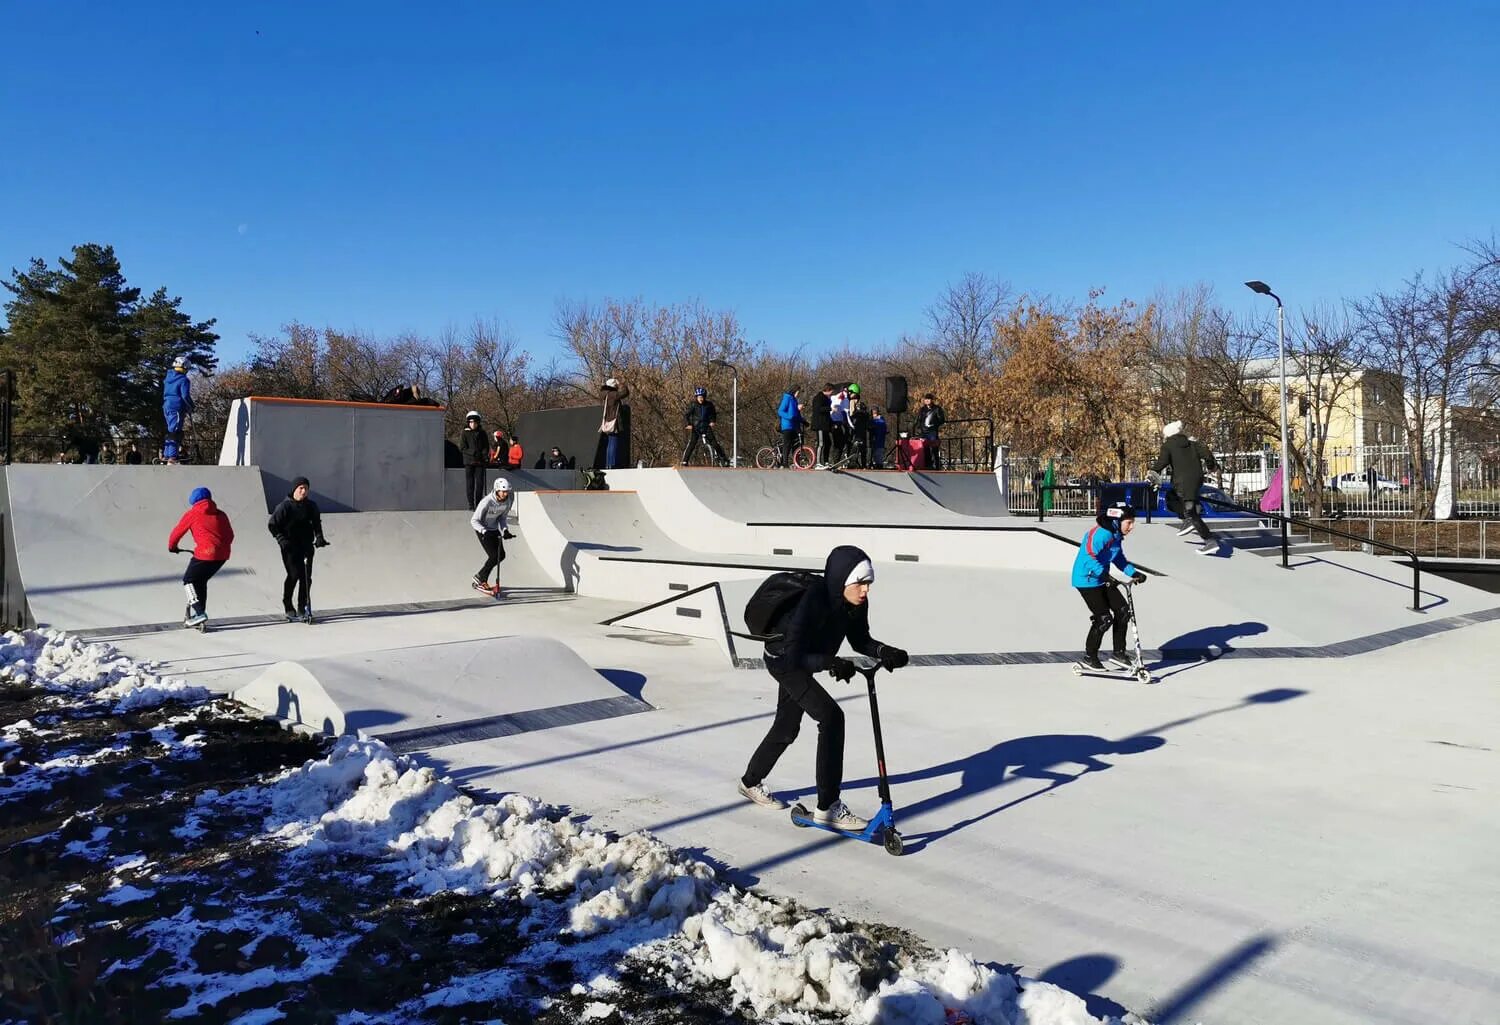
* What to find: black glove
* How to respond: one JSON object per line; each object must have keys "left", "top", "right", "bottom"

{"left": 315, "top": 538, "right": 330, "bottom": 548}
{"left": 827, "top": 656, "right": 856, "bottom": 683}
{"left": 501, "top": 529, "right": 515, "bottom": 540}
{"left": 1131, "top": 573, "right": 1148, "bottom": 585}
{"left": 878, "top": 645, "right": 909, "bottom": 671}
{"left": 168, "top": 546, "right": 180, "bottom": 554}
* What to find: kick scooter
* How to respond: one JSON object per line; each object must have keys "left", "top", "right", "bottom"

{"left": 788, "top": 660, "right": 905, "bottom": 856}
{"left": 1072, "top": 578, "right": 1153, "bottom": 684}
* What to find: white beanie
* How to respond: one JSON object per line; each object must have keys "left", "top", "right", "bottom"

{"left": 1163, "top": 420, "right": 1184, "bottom": 439}
{"left": 844, "top": 559, "right": 875, "bottom": 588}
{"left": 605, "top": 377, "right": 618, "bottom": 388}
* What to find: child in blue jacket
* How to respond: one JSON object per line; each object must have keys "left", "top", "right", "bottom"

{"left": 1071, "top": 504, "right": 1148, "bottom": 670}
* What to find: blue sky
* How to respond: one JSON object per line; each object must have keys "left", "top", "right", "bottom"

{"left": 3, "top": 2, "right": 1496, "bottom": 366}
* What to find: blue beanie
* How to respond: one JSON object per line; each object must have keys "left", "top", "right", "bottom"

{"left": 189, "top": 487, "right": 212, "bottom": 505}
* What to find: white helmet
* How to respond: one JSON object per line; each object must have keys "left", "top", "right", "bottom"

{"left": 466, "top": 410, "right": 481, "bottom": 421}
{"left": 604, "top": 377, "right": 618, "bottom": 388}
{"left": 493, "top": 477, "right": 511, "bottom": 493}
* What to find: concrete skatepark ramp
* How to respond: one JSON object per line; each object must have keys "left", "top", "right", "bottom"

{"left": 233, "top": 635, "right": 650, "bottom": 747}
{"left": 0, "top": 465, "right": 561, "bottom": 632}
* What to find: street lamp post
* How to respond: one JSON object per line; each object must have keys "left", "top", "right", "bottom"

{"left": 1245, "top": 281, "right": 1291, "bottom": 522}
{"left": 709, "top": 358, "right": 738, "bottom": 467}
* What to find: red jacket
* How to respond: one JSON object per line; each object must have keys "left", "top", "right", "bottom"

{"left": 507, "top": 442, "right": 524, "bottom": 468}
{"left": 169, "top": 499, "right": 235, "bottom": 561}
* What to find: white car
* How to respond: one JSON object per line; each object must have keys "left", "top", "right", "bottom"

{"left": 1326, "top": 471, "right": 1402, "bottom": 493}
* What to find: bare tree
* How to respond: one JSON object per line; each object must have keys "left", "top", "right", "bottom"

{"left": 924, "top": 272, "right": 1011, "bottom": 373}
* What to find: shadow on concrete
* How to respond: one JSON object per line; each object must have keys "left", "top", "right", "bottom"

{"left": 1151, "top": 934, "right": 1278, "bottom": 1023}
{"left": 343, "top": 708, "right": 408, "bottom": 734}
{"left": 740, "top": 687, "right": 1308, "bottom": 871}
{"left": 1304, "top": 555, "right": 1449, "bottom": 612}
{"left": 1037, "top": 954, "right": 1132, "bottom": 1021}
{"left": 27, "top": 567, "right": 255, "bottom": 594}
{"left": 596, "top": 668, "right": 648, "bottom": 700}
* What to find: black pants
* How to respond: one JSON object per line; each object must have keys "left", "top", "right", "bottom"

{"left": 830, "top": 422, "right": 850, "bottom": 463}
{"left": 743, "top": 669, "right": 846, "bottom": 811}
{"left": 182, "top": 558, "right": 225, "bottom": 618}
{"left": 814, "top": 428, "right": 832, "bottom": 465}
{"left": 779, "top": 428, "right": 800, "bottom": 467}
{"left": 475, "top": 529, "right": 506, "bottom": 583}
{"left": 681, "top": 427, "right": 726, "bottom": 465}
{"left": 1079, "top": 584, "right": 1130, "bottom": 658}
{"left": 850, "top": 431, "right": 868, "bottom": 469}
{"left": 281, "top": 544, "right": 315, "bottom": 613}
{"left": 921, "top": 432, "right": 941, "bottom": 470}
{"left": 1181, "top": 498, "right": 1215, "bottom": 541}
{"left": 465, "top": 465, "right": 485, "bottom": 510}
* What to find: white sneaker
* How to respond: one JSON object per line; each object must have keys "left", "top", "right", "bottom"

{"left": 813, "top": 800, "right": 868, "bottom": 832}
{"left": 184, "top": 612, "right": 207, "bottom": 627}
{"left": 737, "top": 780, "right": 786, "bottom": 809}
{"left": 1107, "top": 652, "right": 1133, "bottom": 670}
{"left": 1198, "top": 540, "right": 1221, "bottom": 555}
{"left": 1176, "top": 523, "right": 1195, "bottom": 536}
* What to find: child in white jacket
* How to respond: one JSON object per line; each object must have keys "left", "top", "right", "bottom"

{"left": 470, "top": 477, "right": 515, "bottom": 595}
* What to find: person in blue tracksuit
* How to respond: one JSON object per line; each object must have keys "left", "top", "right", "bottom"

{"left": 776, "top": 386, "right": 801, "bottom": 467}
{"left": 162, "top": 358, "right": 194, "bottom": 464}
{"left": 1071, "top": 504, "right": 1148, "bottom": 671}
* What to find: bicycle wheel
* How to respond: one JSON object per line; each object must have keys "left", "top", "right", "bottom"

{"left": 791, "top": 445, "right": 817, "bottom": 470}
{"left": 754, "top": 446, "right": 778, "bottom": 469}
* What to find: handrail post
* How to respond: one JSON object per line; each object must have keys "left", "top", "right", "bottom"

{"left": 1280, "top": 516, "right": 1289, "bottom": 569}
{"left": 1036, "top": 482, "right": 1044, "bottom": 523}
{"left": 1411, "top": 559, "right": 1421, "bottom": 612}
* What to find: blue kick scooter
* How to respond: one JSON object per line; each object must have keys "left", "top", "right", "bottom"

{"left": 788, "top": 659, "right": 904, "bottom": 856}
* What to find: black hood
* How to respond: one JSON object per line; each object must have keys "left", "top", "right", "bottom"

{"left": 823, "top": 544, "right": 872, "bottom": 603}
{"left": 289, "top": 476, "right": 310, "bottom": 497}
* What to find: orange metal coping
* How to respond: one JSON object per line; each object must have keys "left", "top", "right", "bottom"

{"left": 246, "top": 396, "right": 447, "bottom": 412}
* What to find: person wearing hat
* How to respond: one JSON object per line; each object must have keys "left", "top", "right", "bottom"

{"left": 681, "top": 387, "right": 728, "bottom": 466}
{"left": 738, "top": 545, "right": 909, "bottom": 832}
{"left": 506, "top": 434, "right": 524, "bottom": 470}
{"left": 490, "top": 429, "right": 506, "bottom": 466}
{"left": 847, "top": 386, "right": 871, "bottom": 469}
{"left": 1151, "top": 420, "right": 1220, "bottom": 554}
{"left": 162, "top": 357, "right": 194, "bottom": 465}
{"left": 1071, "top": 504, "right": 1148, "bottom": 671}
{"left": 469, "top": 476, "right": 516, "bottom": 596}
{"left": 459, "top": 411, "right": 489, "bottom": 511}
{"left": 915, "top": 392, "right": 946, "bottom": 470}
{"left": 597, "top": 377, "right": 630, "bottom": 470}
{"left": 168, "top": 486, "right": 234, "bottom": 628}
{"left": 268, "top": 477, "right": 329, "bottom": 622}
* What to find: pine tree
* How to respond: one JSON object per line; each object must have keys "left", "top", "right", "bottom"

{"left": 0, "top": 243, "right": 219, "bottom": 458}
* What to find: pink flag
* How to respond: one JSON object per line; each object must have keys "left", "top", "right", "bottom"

{"left": 1260, "top": 467, "right": 1284, "bottom": 514}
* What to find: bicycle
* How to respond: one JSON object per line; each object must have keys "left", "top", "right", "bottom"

{"left": 754, "top": 433, "right": 817, "bottom": 470}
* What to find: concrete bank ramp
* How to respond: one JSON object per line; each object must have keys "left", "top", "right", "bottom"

{"left": 908, "top": 470, "right": 1009, "bottom": 516}
{"left": 233, "top": 635, "right": 650, "bottom": 748}
{"left": 2, "top": 465, "right": 284, "bottom": 630}
{"left": 628, "top": 467, "right": 975, "bottom": 524}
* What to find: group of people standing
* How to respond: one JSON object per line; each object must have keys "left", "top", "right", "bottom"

{"left": 777, "top": 383, "right": 896, "bottom": 470}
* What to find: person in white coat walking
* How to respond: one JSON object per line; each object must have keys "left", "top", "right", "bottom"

{"left": 470, "top": 477, "right": 516, "bottom": 595}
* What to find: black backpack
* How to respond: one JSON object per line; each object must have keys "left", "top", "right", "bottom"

{"left": 743, "top": 571, "right": 819, "bottom": 639}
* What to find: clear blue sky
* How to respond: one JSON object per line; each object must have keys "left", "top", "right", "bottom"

{"left": 3, "top": 2, "right": 1496, "bottom": 366}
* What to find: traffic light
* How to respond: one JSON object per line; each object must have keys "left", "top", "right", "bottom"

{"left": 1298, "top": 396, "right": 1310, "bottom": 416}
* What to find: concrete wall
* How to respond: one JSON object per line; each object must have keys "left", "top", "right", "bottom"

{"left": 441, "top": 467, "right": 581, "bottom": 511}
{"left": 220, "top": 397, "right": 445, "bottom": 512}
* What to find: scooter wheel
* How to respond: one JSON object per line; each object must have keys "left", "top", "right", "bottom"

{"left": 789, "top": 803, "right": 811, "bottom": 827}
{"left": 1135, "top": 669, "right": 1152, "bottom": 684}
{"left": 883, "top": 830, "right": 904, "bottom": 856}
{"left": 1071, "top": 663, "right": 1083, "bottom": 676}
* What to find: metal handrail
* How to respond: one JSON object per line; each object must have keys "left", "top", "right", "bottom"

{"left": 1196, "top": 493, "right": 1424, "bottom": 612}
{"left": 1034, "top": 483, "right": 1104, "bottom": 522}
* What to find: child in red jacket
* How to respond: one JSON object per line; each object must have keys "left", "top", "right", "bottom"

{"left": 168, "top": 486, "right": 234, "bottom": 627}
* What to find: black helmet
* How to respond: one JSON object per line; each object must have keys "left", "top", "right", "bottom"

{"left": 1096, "top": 504, "right": 1136, "bottom": 530}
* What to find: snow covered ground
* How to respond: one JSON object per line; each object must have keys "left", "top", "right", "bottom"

{"left": 0, "top": 628, "right": 1157, "bottom": 1024}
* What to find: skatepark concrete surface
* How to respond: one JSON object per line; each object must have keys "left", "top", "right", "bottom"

{"left": 9, "top": 463, "right": 1500, "bottom": 1024}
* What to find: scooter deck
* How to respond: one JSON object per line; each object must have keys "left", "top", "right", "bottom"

{"left": 1071, "top": 661, "right": 1154, "bottom": 684}
{"left": 789, "top": 801, "right": 903, "bottom": 856}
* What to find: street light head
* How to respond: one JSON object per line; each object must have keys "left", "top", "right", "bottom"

{"left": 708, "top": 358, "right": 734, "bottom": 369}
{"left": 1244, "top": 280, "right": 1282, "bottom": 306}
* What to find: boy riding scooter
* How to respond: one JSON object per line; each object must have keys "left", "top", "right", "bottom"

{"left": 1071, "top": 504, "right": 1150, "bottom": 677}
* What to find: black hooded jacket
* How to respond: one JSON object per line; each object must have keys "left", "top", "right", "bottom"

{"left": 1152, "top": 433, "right": 1218, "bottom": 500}
{"left": 267, "top": 477, "right": 326, "bottom": 549}
{"left": 766, "top": 545, "right": 885, "bottom": 674}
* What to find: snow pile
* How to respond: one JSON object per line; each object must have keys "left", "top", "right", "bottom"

{"left": 215, "top": 736, "right": 1145, "bottom": 1025}
{"left": 0, "top": 628, "right": 210, "bottom": 712}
